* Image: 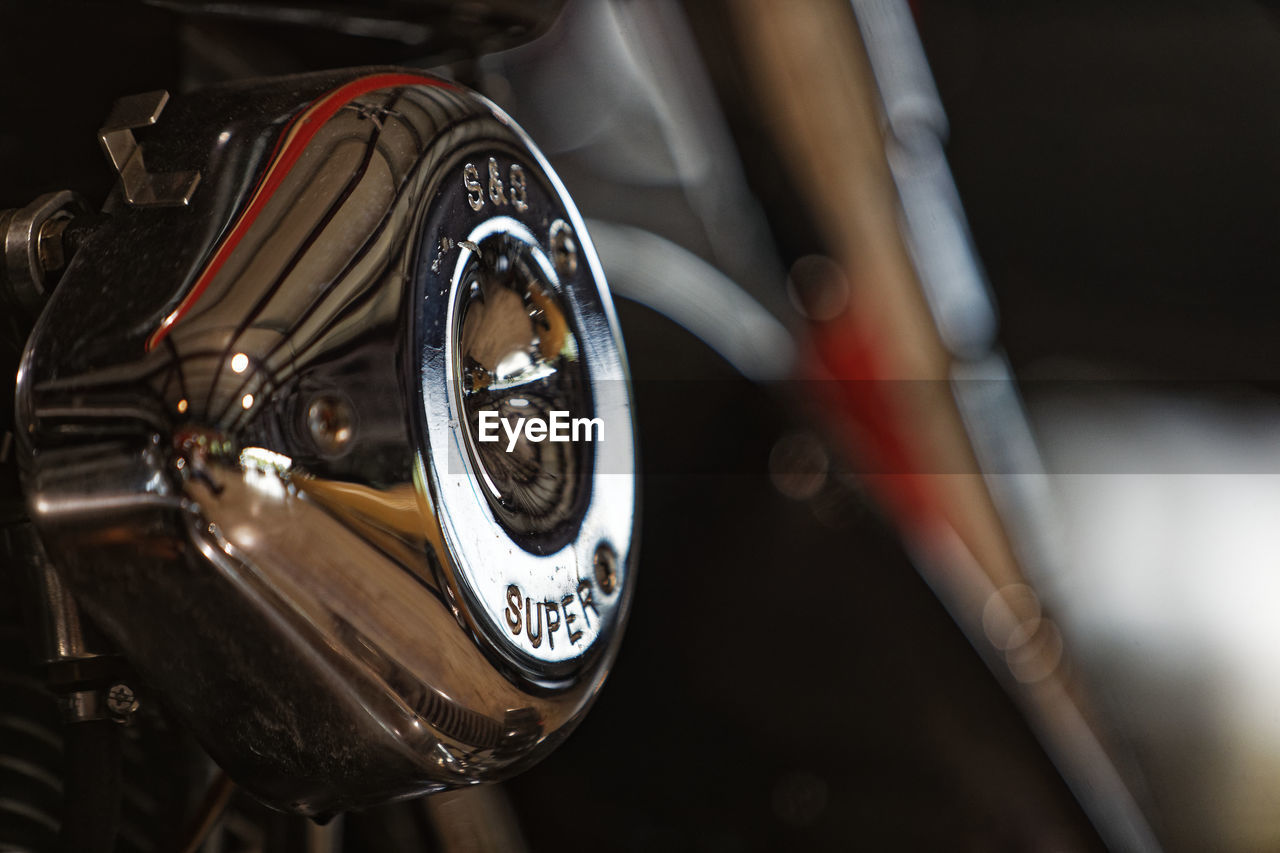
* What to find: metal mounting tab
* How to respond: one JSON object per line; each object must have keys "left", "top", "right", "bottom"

{"left": 98, "top": 90, "right": 201, "bottom": 207}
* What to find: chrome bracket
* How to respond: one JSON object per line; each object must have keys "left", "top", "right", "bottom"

{"left": 98, "top": 90, "right": 201, "bottom": 207}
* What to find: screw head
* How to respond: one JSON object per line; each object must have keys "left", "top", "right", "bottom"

{"left": 593, "top": 543, "right": 618, "bottom": 595}
{"left": 549, "top": 219, "right": 578, "bottom": 279}
{"left": 306, "top": 394, "right": 356, "bottom": 457}
{"left": 106, "top": 683, "right": 138, "bottom": 717}
{"left": 768, "top": 431, "right": 829, "bottom": 501}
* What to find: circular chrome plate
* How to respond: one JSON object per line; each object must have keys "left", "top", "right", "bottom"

{"left": 414, "top": 145, "right": 636, "bottom": 678}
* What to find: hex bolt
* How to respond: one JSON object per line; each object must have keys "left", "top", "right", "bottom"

{"left": 593, "top": 543, "right": 618, "bottom": 595}
{"left": 549, "top": 219, "right": 578, "bottom": 279}
{"left": 1, "top": 191, "right": 91, "bottom": 313}
{"left": 106, "top": 683, "right": 138, "bottom": 717}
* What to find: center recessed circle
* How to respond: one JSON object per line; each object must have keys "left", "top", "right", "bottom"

{"left": 453, "top": 230, "right": 593, "bottom": 554}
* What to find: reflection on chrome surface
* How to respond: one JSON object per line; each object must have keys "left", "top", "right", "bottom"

{"left": 17, "top": 69, "right": 636, "bottom": 815}
{"left": 454, "top": 228, "right": 591, "bottom": 549}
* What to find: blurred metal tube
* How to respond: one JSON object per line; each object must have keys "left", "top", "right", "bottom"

{"left": 727, "top": 0, "right": 1162, "bottom": 849}
{"left": 851, "top": 0, "right": 948, "bottom": 138}
{"left": 855, "top": 4, "right": 1160, "bottom": 850}
{"left": 423, "top": 785, "right": 529, "bottom": 853}
{"left": 587, "top": 218, "right": 796, "bottom": 382}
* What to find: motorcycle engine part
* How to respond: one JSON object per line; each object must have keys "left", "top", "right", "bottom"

{"left": 16, "top": 67, "right": 638, "bottom": 816}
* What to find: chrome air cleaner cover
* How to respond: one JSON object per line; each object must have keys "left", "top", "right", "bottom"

{"left": 16, "top": 69, "right": 637, "bottom": 815}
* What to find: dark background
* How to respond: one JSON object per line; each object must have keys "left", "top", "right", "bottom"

{"left": 914, "top": 0, "right": 1280, "bottom": 383}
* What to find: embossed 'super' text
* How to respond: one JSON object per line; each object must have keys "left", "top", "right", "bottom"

{"left": 505, "top": 580, "right": 600, "bottom": 650}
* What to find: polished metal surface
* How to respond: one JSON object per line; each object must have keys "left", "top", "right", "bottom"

{"left": 453, "top": 224, "right": 591, "bottom": 546}
{"left": 98, "top": 90, "right": 201, "bottom": 207}
{"left": 423, "top": 216, "right": 633, "bottom": 674}
{"left": 17, "top": 68, "right": 637, "bottom": 815}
